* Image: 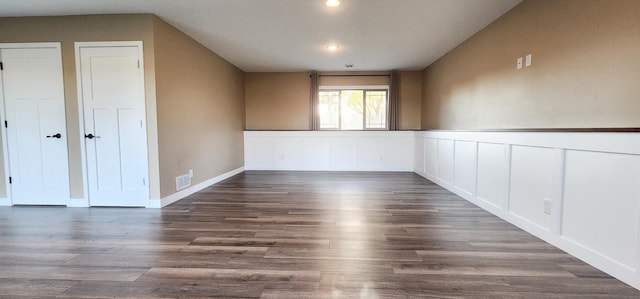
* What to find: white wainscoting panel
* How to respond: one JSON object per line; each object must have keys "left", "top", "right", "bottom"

{"left": 509, "top": 145, "right": 553, "bottom": 231}
{"left": 245, "top": 131, "right": 414, "bottom": 171}
{"left": 414, "top": 131, "right": 640, "bottom": 289}
{"left": 358, "top": 137, "right": 387, "bottom": 171}
{"left": 384, "top": 135, "right": 416, "bottom": 171}
{"left": 329, "top": 136, "right": 357, "bottom": 170}
{"left": 562, "top": 150, "right": 640, "bottom": 270}
{"left": 453, "top": 140, "right": 477, "bottom": 197}
{"left": 436, "top": 139, "right": 454, "bottom": 186}
{"left": 424, "top": 138, "right": 438, "bottom": 179}
{"left": 476, "top": 142, "right": 507, "bottom": 209}
{"left": 413, "top": 136, "right": 425, "bottom": 175}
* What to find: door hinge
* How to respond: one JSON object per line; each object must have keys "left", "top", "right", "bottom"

{"left": 4, "top": 121, "right": 6, "bottom": 128}
{"left": 8, "top": 177, "right": 11, "bottom": 184}
{"left": 137, "top": 60, "right": 140, "bottom": 69}
{"left": 143, "top": 178, "right": 146, "bottom": 186}
{"left": 0, "top": 62, "right": 3, "bottom": 70}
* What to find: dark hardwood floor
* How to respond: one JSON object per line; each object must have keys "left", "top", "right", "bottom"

{"left": 0, "top": 171, "right": 638, "bottom": 298}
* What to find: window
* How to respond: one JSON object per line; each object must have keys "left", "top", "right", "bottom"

{"left": 318, "top": 87, "right": 389, "bottom": 130}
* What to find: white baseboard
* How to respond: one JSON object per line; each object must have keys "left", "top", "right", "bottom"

{"left": 145, "top": 199, "right": 162, "bottom": 208}
{"left": 156, "top": 167, "right": 245, "bottom": 208}
{"left": 0, "top": 197, "right": 91, "bottom": 207}
{"left": 67, "top": 198, "right": 89, "bottom": 207}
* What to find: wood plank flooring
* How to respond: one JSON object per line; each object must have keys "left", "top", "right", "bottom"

{"left": 0, "top": 171, "right": 638, "bottom": 298}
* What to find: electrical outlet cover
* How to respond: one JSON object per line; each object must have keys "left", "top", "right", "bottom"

{"left": 543, "top": 198, "right": 552, "bottom": 215}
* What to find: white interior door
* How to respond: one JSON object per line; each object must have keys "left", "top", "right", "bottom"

{"left": 0, "top": 44, "right": 70, "bottom": 205}
{"left": 76, "top": 42, "right": 148, "bottom": 207}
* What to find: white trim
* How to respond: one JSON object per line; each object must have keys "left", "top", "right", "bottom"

{"left": 244, "top": 130, "right": 413, "bottom": 138}
{"left": 319, "top": 85, "right": 389, "bottom": 90}
{"left": 0, "top": 42, "right": 60, "bottom": 49}
{"left": 0, "top": 47, "right": 11, "bottom": 204}
{"left": 0, "top": 43, "right": 63, "bottom": 205}
{"left": 66, "top": 199, "right": 89, "bottom": 208}
{"left": 551, "top": 148, "right": 566, "bottom": 235}
{"left": 73, "top": 41, "right": 144, "bottom": 48}
{"left": 74, "top": 43, "right": 87, "bottom": 207}
{"left": 74, "top": 41, "right": 146, "bottom": 206}
{"left": 150, "top": 167, "right": 245, "bottom": 208}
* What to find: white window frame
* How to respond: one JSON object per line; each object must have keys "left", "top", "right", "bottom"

{"left": 318, "top": 85, "right": 390, "bottom": 131}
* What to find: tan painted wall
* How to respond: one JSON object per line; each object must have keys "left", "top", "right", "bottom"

{"left": 398, "top": 71, "right": 422, "bottom": 130}
{"left": 318, "top": 74, "right": 390, "bottom": 86}
{"left": 421, "top": 0, "right": 640, "bottom": 129}
{"left": 245, "top": 72, "right": 311, "bottom": 130}
{"left": 0, "top": 15, "right": 160, "bottom": 199}
{"left": 245, "top": 71, "right": 422, "bottom": 130}
{"left": 153, "top": 17, "right": 245, "bottom": 198}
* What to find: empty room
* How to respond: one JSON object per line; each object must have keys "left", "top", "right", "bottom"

{"left": 0, "top": 0, "right": 639, "bottom": 297}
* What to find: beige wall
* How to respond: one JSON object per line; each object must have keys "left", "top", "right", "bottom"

{"left": 0, "top": 15, "right": 159, "bottom": 199}
{"left": 318, "top": 73, "right": 390, "bottom": 86}
{"left": 421, "top": 0, "right": 640, "bottom": 129}
{"left": 153, "top": 17, "right": 245, "bottom": 198}
{"left": 398, "top": 71, "right": 422, "bottom": 130}
{"left": 245, "top": 71, "right": 422, "bottom": 130}
{"left": 245, "top": 72, "right": 311, "bottom": 130}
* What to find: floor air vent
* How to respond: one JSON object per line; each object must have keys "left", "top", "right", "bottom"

{"left": 175, "top": 173, "right": 191, "bottom": 191}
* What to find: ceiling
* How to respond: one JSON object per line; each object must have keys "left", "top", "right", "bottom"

{"left": 0, "top": 0, "right": 522, "bottom": 72}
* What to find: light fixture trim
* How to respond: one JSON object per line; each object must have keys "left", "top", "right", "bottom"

{"left": 325, "top": 0, "right": 341, "bottom": 7}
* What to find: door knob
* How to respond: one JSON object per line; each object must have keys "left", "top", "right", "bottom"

{"left": 85, "top": 133, "right": 99, "bottom": 139}
{"left": 46, "top": 133, "right": 62, "bottom": 139}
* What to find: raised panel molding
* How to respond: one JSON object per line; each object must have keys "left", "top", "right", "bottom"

{"left": 436, "top": 139, "right": 454, "bottom": 186}
{"left": 424, "top": 138, "right": 438, "bottom": 179}
{"left": 453, "top": 140, "right": 477, "bottom": 197}
{"left": 414, "top": 130, "right": 640, "bottom": 290}
{"left": 476, "top": 142, "right": 507, "bottom": 209}
{"left": 509, "top": 146, "right": 553, "bottom": 231}
{"left": 562, "top": 150, "right": 640, "bottom": 269}
{"left": 413, "top": 137, "right": 425, "bottom": 175}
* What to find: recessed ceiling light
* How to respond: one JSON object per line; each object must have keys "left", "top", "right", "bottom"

{"left": 325, "top": 0, "right": 341, "bottom": 7}
{"left": 327, "top": 44, "right": 339, "bottom": 51}
{"left": 345, "top": 64, "right": 354, "bottom": 68}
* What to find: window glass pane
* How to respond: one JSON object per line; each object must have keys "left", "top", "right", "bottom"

{"left": 365, "top": 90, "right": 387, "bottom": 129}
{"left": 319, "top": 91, "right": 340, "bottom": 129}
{"left": 318, "top": 87, "right": 388, "bottom": 130}
{"left": 340, "top": 90, "right": 364, "bottom": 130}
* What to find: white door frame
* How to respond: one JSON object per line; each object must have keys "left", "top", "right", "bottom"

{"left": 74, "top": 41, "right": 148, "bottom": 206}
{"left": 0, "top": 42, "right": 66, "bottom": 206}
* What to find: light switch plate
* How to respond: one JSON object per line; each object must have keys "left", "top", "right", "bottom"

{"left": 525, "top": 54, "right": 532, "bottom": 67}
{"left": 517, "top": 57, "right": 523, "bottom": 70}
